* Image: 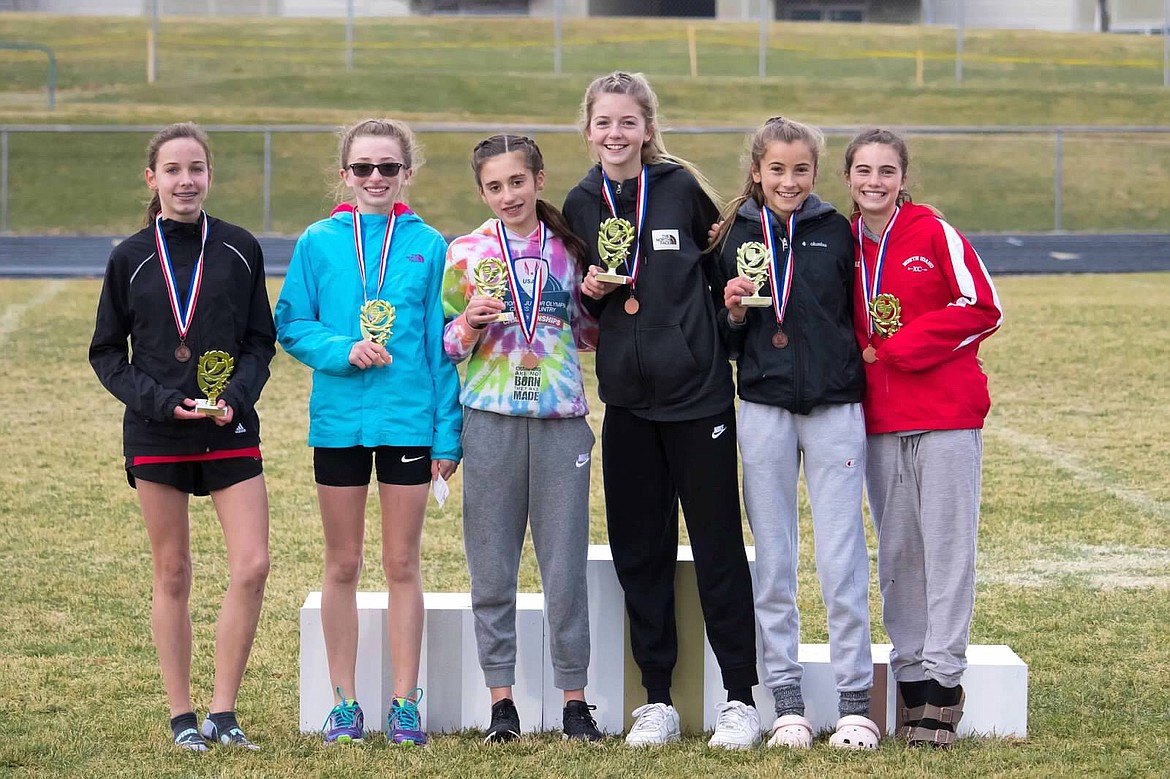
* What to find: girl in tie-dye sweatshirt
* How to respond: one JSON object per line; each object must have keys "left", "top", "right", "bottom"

{"left": 441, "top": 134, "right": 603, "bottom": 742}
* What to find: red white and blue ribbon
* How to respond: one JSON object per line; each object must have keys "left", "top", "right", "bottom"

{"left": 600, "top": 165, "right": 648, "bottom": 288}
{"left": 496, "top": 219, "right": 548, "bottom": 349}
{"left": 155, "top": 211, "right": 208, "bottom": 347}
{"left": 760, "top": 206, "right": 795, "bottom": 329}
{"left": 353, "top": 209, "right": 396, "bottom": 301}
{"left": 857, "top": 206, "right": 900, "bottom": 336}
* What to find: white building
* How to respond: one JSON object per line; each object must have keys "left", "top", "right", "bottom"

{"left": 2, "top": 0, "right": 1165, "bottom": 33}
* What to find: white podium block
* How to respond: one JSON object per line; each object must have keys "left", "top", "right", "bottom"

{"left": 299, "top": 591, "right": 391, "bottom": 733}
{"left": 299, "top": 591, "right": 547, "bottom": 734}
{"left": 951, "top": 645, "right": 1028, "bottom": 737}
{"left": 423, "top": 592, "right": 546, "bottom": 733}
{"left": 567, "top": 545, "right": 630, "bottom": 734}
{"left": 300, "top": 548, "right": 1028, "bottom": 739}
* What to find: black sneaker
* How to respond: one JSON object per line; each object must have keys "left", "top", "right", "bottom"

{"left": 483, "top": 698, "right": 521, "bottom": 743}
{"left": 562, "top": 700, "right": 603, "bottom": 742}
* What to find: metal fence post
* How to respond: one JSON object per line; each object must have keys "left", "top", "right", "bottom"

{"left": 263, "top": 129, "right": 272, "bottom": 234}
{"left": 1054, "top": 128, "right": 1063, "bottom": 232}
{"left": 554, "top": 0, "right": 563, "bottom": 75}
{"left": 345, "top": 0, "right": 355, "bottom": 71}
{"left": 1, "top": 130, "right": 8, "bottom": 234}
{"left": 758, "top": 0, "right": 768, "bottom": 79}
{"left": 955, "top": 0, "right": 965, "bottom": 85}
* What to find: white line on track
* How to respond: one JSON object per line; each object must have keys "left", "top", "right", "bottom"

{"left": 0, "top": 280, "right": 67, "bottom": 347}
{"left": 988, "top": 425, "right": 1169, "bottom": 520}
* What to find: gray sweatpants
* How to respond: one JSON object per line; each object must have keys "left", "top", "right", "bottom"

{"left": 866, "top": 429, "right": 982, "bottom": 688}
{"left": 461, "top": 408, "right": 595, "bottom": 691}
{"left": 739, "top": 401, "right": 873, "bottom": 705}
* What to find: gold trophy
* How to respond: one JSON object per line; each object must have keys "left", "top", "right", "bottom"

{"left": 359, "top": 299, "right": 396, "bottom": 360}
{"left": 870, "top": 293, "right": 903, "bottom": 337}
{"left": 195, "top": 350, "right": 234, "bottom": 417}
{"left": 472, "top": 257, "right": 511, "bottom": 322}
{"left": 596, "top": 217, "right": 635, "bottom": 284}
{"left": 735, "top": 241, "right": 773, "bottom": 307}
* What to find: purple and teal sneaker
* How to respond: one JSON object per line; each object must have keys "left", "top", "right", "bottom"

{"left": 323, "top": 690, "right": 365, "bottom": 744}
{"left": 388, "top": 688, "right": 427, "bottom": 746}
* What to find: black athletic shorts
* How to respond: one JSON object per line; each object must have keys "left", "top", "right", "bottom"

{"left": 126, "top": 457, "right": 263, "bottom": 497}
{"left": 313, "top": 445, "right": 431, "bottom": 487}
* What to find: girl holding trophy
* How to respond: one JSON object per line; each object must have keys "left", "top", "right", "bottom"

{"left": 712, "top": 117, "right": 876, "bottom": 750}
{"left": 845, "top": 128, "right": 1002, "bottom": 748}
{"left": 441, "top": 134, "right": 601, "bottom": 742}
{"left": 562, "top": 71, "right": 760, "bottom": 749}
{"left": 90, "top": 122, "right": 276, "bottom": 752}
{"left": 275, "top": 118, "right": 461, "bottom": 746}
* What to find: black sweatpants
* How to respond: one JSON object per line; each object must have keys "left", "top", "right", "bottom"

{"left": 601, "top": 403, "right": 758, "bottom": 694}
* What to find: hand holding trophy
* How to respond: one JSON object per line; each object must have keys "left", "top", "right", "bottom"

{"left": 359, "top": 298, "right": 396, "bottom": 361}
{"left": 472, "top": 257, "right": 511, "bottom": 322}
{"left": 735, "top": 241, "right": 773, "bottom": 307}
{"left": 596, "top": 217, "right": 635, "bottom": 284}
{"left": 195, "top": 350, "right": 235, "bottom": 416}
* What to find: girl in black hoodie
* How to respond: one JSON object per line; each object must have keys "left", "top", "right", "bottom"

{"left": 712, "top": 117, "right": 876, "bottom": 752}
{"left": 563, "top": 71, "right": 759, "bottom": 749}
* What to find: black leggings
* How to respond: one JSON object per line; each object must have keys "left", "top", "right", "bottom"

{"left": 601, "top": 404, "right": 758, "bottom": 693}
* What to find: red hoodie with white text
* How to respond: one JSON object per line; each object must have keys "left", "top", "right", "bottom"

{"left": 852, "top": 202, "right": 1003, "bottom": 434}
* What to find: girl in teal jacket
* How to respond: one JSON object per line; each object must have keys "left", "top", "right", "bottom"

{"left": 275, "top": 118, "right": 461, "bottom": 747}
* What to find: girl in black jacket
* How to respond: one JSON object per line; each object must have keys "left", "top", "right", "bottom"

{"left": 712, "top": 117, "right": 876, "bottom": 751}
{"left": 563, "top": 71, "right": 759, "bottom": 749}
{"left": 89, "top": 122, "right": 276, "bottom": 753}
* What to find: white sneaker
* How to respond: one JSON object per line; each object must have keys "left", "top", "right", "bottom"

{"left": 625, "top": 703, "right": 681, "bottom": 746}
{"left": 707, "top": 701, "right": 761, "bottom": 750}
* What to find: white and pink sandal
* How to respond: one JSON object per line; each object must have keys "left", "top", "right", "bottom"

{"left": 767, "top": 714, "right": 813, "bottom": 749}
{"left": 828, "top": 715, "right": 880, "bottom": 750}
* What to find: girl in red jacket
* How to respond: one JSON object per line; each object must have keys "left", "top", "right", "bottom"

{"left": 844, "top": 128, "right": 1003, "bottom": 748}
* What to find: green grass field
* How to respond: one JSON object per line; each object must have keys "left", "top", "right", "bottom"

{"left": 2, "top": 12, "right": 1170, "bottom": 778}
{"left": 0, "top": 272, "right": 1168, "bottom": 778}
{"left": 2, "top": 14, "right": 1170, "bottom": 234}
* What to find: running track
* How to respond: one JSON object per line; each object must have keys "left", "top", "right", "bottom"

{"left": 1, "top": 233, "right": 1167, "bottom": 277}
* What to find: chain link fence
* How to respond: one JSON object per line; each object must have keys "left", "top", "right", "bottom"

{"left": 2, "top": 124, "right": 1169, "bottom": 235}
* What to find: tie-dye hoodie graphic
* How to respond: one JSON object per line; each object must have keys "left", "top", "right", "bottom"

{"left": 442, "top": 219, "right": 597, "bottom": 418}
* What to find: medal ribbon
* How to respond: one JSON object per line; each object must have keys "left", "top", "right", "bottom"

{"left": 496, "top": 220, "right": 548, "bottom": 349}
{"left": 760, "top": 207, "right": 795, "bottom": 329}
{"left": 857, "top": 206, "right": 900, "bottom": 337}
{"left": 353, "top": 209, "right": 396, "bottom": 302}
{"left": 600, "top": 165, "right": 648, "bottom": 287}
{"left": 155, "top": 211, "right": 208, "bottom": 347}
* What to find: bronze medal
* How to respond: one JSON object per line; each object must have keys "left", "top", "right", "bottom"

{"left": 174, "top": 343, "right": 191, "bottom": 363}
{"left": 862, "top": 344, "right": 878, "bottom": 364}
{"left": 771, "top": 329, "right": 789, "bottom": 349}
{"left": 624, "top": 296, "right": 640, "bottom": 315}
{"left": 520, "top": 351, "right": 539, "bottom": 370}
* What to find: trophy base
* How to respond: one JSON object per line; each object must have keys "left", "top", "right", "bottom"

{"left": 194, "top": 399, "right": 227, "bottom": 417}
{"left": 596, "top": 272, "right": 632, "bottom": 285}
{"left": 493, "top": 312, "right": 514, "bottom": 323}
{"left": 741, "top": 296, "right": 773, "bottom": 307}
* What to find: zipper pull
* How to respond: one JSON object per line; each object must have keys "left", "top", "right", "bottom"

{"left": 614, "top": 182, "right": 622, "bottom": 196}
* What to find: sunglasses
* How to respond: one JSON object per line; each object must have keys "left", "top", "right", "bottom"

{"left": 346, "top": 162, "right": 404, "bottom": 178}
